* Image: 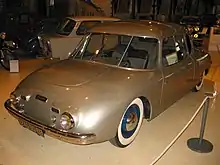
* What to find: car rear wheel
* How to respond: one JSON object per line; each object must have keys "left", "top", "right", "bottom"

{"left": 192, "top": 71, "right": 205, "bottom": 92}
{"left": 111, "top": 98, "right": 144, "bottom": 148}
{"left": 0, "top": 49, "right": 11, "bottom": 71}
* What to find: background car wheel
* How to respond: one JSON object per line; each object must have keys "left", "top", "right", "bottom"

{"left": 111, "top": 98, "right": 144, "bottom": 148}
{"left": 192, "top": 71, "right": 205, "bottom": 92}
{"left": 0, "top": 49, "right": 11, "bottom": 70}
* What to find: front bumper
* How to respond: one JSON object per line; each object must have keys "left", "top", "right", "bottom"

{"left": 4, "top": 99, "right": 96, "bottom": 145}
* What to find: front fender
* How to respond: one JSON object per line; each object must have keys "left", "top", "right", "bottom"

{"left": 69, "top": 96, "right": 133, "bottom": 143}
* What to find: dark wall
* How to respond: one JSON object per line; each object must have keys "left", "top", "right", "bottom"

{"left": 6, "top": 0, "right": 21, "bottom": 7}
{"left": 214, "top": 0, "right": 220, "bottom": 5}
{"left": 38, "top": 0, "right": 47, "bottom": 17}
{"left": 0, "top": 0, "right": 5, "bottom": 12}
{"left": 54, "top": 0, "right": 69, "bottom": 17}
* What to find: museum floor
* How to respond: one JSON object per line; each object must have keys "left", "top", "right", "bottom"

{"left": 0, "top": 52, "right": 220, "bottom": 165}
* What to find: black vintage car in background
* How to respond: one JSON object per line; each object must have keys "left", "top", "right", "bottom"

{"left": 22, "top": 18, "right": 59, "bottom": 57}
{"left": 180, "top": 16, "right": 206, "bottom": 47}
{"left": 0, "top": 9, "right": 59, "bottom": 58}
{"left": 179, "top": 14, "right": 220, "bottom": 48}
{"left": 180, "top": 16, "right": 202, "bottom": 37}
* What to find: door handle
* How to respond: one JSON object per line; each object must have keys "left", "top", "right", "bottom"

{"left": 196, "top": 54, "right": 209, "bottom": 62}
{"left": 158, "top": 73, "right": 174, "bottom": 83}
{"left": 181, "top": 62, "right": 192, "bottom": 70}
{"left": 165, "top": 73, "right": 174, "bottom": 79}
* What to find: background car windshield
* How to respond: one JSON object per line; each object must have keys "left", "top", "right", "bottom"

{"left": 73, "top": 33, "right": 158, "bottom": 69}
{"left": 56, "top": 18, "right": 76, "bottom": 35}
{"left": 181, "top": 17, "right": 200, "bottom": 24}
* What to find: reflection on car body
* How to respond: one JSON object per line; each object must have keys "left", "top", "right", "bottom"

{"left": 5, "top": 20, "right": 211, "bottom": 148}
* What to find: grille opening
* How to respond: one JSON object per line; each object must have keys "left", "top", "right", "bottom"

{"left": 35, "top": 95, "right": 48, "bottom": 102}
{"left": 51, "top": 107, "right": 60, "bottom": 114}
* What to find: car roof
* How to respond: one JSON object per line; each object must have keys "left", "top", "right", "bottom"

{"left": 88, "top": 20, "right": 185, "bottom": 39}
{"left": 181, "top": 16, "right": 200, "bottom": 20}
{"left": 67, "top": 16, "right": 120, "bottom": 21}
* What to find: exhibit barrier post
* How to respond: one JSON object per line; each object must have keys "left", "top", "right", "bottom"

{"left": 187, "top": 93, "right": 213, "bottom": 153}
{"left": 150, "top": 91, "right": 217, "bottom": 165}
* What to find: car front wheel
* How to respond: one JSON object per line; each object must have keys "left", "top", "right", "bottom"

{"left": 111, "top": 98, "right": 144, "bottom": 147}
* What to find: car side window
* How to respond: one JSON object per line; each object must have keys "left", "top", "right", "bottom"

{"left": 162, "top": 37, "right": 178, "bottom": 66}
{"left": 76, "top": 21, "right": 101, "bottom": 35}
{"left": 185, "top": 34, "right": 192, "bottom": 54}
{"left": 128, "top": 37, "right": 158, "bottom": 69}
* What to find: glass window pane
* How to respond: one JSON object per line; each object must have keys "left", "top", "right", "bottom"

{"left": 56, "top": 18, "right": 76, "bottom": 35}
{"left": 76, "top": 21, "right": 100, "bottom": 35}
{"left": 73, "top": 33, "right": 158, "bottom": 69}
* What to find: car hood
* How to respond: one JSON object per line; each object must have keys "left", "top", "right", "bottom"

{"left": 14, "top": 59, "right": 155, "bottom": 128}
{"left": 26, "top": 59, "right": 110, "bottom": 87}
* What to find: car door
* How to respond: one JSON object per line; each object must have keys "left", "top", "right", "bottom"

{"left": 176, "top": 34, "right": 195, "bottom": 89}
{"left": 161, "top": 36, "right": 194, "bottom": 110}
{"left": 185, "top": 34, "right": 209, "bottom": 85}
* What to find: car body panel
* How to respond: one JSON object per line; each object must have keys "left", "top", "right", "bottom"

{"left": 5, "top": 20, "right": 212, "bottom": 144}
{"left": 13, "top": 60, "right": 161, "bottom": 142}
{"left": 161, "top": 55, "right": 194, "bottom": 110}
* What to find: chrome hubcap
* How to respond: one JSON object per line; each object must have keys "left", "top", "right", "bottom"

{"left": 121, "top": 104, "right": 140, "bottom": 139}
{"left": 126, "top": 112, "right": 138, "bottom": 131}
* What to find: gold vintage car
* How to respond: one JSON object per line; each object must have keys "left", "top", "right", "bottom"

{"left": 38, "top": 16, "right": 120, "bottom": 60}
{"left": 5, "top": 20, "right": 211, "bottom": 147}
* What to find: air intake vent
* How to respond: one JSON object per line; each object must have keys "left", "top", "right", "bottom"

{"left": 51, "top": 107, "right": 60, "bottom": 114}
{"left": 35, "top": 95, "right": 48, "bottom": 102}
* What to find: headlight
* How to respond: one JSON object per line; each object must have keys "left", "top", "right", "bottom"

{"left": 10, "top": 93, "right": 24, "bottom": 112}
{"left": 194, "top": 34, "right": 199, "bottom": 38}
{"left": 10, "top": 93, "right": 21, "bottom": 104}
{"left": 60, "top": 112, "right": 75, "bottom": 130}
{"left": 194, "top": 27, "right": 200, "bottom": 31}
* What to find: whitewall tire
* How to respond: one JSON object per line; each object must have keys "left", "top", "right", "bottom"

{"left": 111, "top": 98, "right": 144, "bottom": 147}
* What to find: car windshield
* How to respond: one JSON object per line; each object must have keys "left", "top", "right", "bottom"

{"left": 181, "top": 17, "right": 200, "bottom": 25}
{"left": 56, "top": 18, "right": 76, "bottom": 35}
{"left": 72, "top": 33, "right": 158, "bottom": 69}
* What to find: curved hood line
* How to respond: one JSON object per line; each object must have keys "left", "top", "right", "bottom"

{"left": 51, "top": 68, "right": 110, "bottom": 88}
{"left": 29, "top": 60, "right": 112, "bottom": 88}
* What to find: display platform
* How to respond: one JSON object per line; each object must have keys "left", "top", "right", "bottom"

{"left": 0, "top": 55, "right": 220, "bottom": 165}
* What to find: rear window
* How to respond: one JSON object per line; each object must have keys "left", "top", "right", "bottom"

{"left": 56, "top": 18, "right": 76, "bottom": 35}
